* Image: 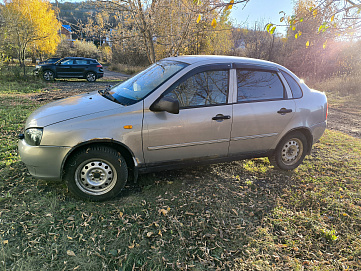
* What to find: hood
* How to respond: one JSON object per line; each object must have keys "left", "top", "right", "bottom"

{"left": 26, "top": 91, "right": 122, "bottom": 127}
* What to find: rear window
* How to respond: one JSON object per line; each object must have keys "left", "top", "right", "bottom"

{"left": 281, "top": 71, "right": 303, "bottom": 99}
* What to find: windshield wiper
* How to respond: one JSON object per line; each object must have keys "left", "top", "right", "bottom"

{"left": 98, "top": 86, "right": 119, "bottom": 103}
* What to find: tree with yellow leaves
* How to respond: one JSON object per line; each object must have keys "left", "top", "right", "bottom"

{"left": 1, "top": 0, "right": 61, "bottom": 75}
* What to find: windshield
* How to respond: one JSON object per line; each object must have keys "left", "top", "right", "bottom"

{"left": 109, "top": 60, "right": 189, "bottom": 105}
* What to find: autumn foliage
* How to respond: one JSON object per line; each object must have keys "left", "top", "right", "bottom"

{"left": 1, "top": 0, "right": 61, "bottom": 73}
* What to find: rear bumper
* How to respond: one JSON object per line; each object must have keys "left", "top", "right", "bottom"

{"left": 18, "top": 139, "right": 71, "bottom": 180}
{"left": 311, "top": 120, "right": 327, "bottom": 144}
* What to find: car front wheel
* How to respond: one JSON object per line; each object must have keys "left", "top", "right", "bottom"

{"left": 269, "top": 131, "right": 307, "bottom": 170}
{"left": 43, "top": 70, "right": 54, "bottom": 81}
{"left": 86, "top": 72, "right": 97, "bottom": 82}
{"left": 64, "top": 146, "right": 128, "bottom": 201}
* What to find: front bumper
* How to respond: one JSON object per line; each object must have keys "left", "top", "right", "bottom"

{"left": 18, "top": 139, "right": 71, "bottom": 180}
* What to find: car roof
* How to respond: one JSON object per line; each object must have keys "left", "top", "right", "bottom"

{"left": 164, "top": 55, "right": 283, "bottom": 70}
{"left": 63, "top": 57, "right": 97, "bottom": 61}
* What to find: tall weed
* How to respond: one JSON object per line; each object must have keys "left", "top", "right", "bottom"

{"left": 307, "top": 74, "right": 361, "bottom": 95}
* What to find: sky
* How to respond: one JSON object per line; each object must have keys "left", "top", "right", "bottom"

{"left": 229, "top": 0, "right": 295, "bottom": 33}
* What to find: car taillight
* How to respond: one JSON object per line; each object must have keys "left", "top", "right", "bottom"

{"left": 326, "top": 103, "right": 328, "bottom": 120}
{"left": 96, "top": 65, "right": 102, "bottom": 67}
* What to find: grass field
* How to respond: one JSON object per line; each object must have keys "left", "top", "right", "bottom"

{"left": 1, "top": 77, "right": 361, "bottom": 270}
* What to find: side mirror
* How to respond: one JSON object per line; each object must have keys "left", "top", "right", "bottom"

{"left": 150, "top": 96, "right": 179, "bottom": 114}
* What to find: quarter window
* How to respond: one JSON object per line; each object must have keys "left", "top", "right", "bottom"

{"left": 165, "top": 70, "right": 229, "bottom": 108}
{"left": 280, "top": 70, "right": 303, "bottom": 99}
{"left": 237, "top": 70, "right": 285, "bottom": 102}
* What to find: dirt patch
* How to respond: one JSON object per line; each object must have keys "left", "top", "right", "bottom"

{"left": 29, "top": 81, "right": 119, "bottom": 101}
{"left": 327, "top": 107, "right": 361, "bottom": 139}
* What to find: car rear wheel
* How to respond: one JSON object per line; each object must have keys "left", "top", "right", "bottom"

{"left": 64, "top": 146, "right": 128, "bottom": 201}
{"left": 86, "top": 72, "right": 96, "bottom": 82}
{"left": 43, "top": 70, "right": 54, "bottom": 81}
{"left": 269, "top": 131, "right": 307, "bottom": 170}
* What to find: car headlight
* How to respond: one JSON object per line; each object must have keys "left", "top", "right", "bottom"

{"left": 35, "top": 65, "right": 40, "bottom": 69}
{"left": 24, "top": 128, "right": 43, "bottom": 146}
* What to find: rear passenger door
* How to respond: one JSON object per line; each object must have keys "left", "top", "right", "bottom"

{"left": 73, "top": 59, "right": 89, "bottom": 77}
{"left": 229, "top": 68, "right": 295, "bottom": 156}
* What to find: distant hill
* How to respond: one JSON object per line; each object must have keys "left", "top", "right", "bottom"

{"left": 53, "top": 1, "right": 116, "bottom": 41}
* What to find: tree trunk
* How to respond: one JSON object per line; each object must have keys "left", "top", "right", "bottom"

{"left": 136, "top": 0, "right": 156, "bottom": 63}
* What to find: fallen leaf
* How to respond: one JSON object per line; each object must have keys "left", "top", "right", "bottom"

{"left": 159, "top": 209, "right": 168, "bottom": 216}
{"left": 3, "top": 240, "right": 8, "bottom": 245}
{"left": 147, "top": 232, "right": 153, "bottom": 237}
{"left": 67, "top": 250, "right": 76, "bottom": 256}
{"left": 232, "top": 209, "right": 238, "bottom": 216}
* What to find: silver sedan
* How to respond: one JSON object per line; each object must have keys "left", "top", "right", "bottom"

{"left": 18, "top": 55, "right": 327, "bottom": 201}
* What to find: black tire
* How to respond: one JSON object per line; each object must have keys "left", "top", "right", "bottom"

{"left": 64, "top": 146, "right": 128, "bottom": 201}
{"left": 269, "top": 131, "right": 307, "bottom": 170}
{"left": 43, "top": 70, "right": 54, "bottom": 81}
{"left": 86, "top": 72, "right": 96, "bottom": 82}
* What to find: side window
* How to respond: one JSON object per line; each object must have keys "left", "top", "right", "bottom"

{"left": 280, "top": 70, "right": 303, "bottom": 99}
{"left": 164, "top": 70, "right": 228, "bottom": 108}
{"left": 60, "top": 59, "right": 74, "bottom": 65}
{"left": 75, "top": 60, "right": 88, "bottom": 65}
{"left": 237, "top": 70, "right": 285, "bottom": 102}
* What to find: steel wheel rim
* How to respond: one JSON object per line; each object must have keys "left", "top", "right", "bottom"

{"left": 281, "top": 138, "right": 303, "bottom": 165}
{"left": 87, "top": 73, "right": 96, "bottom": 82}
{"left": 43, "top": 71, "right": 53, "bottom": 81}
{"left": 75, "top": 159, "right": 117, "bottom": 196}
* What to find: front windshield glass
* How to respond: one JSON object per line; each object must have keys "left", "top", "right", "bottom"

{"left": 110, "top": 60, "right": 189, "bottom": 105}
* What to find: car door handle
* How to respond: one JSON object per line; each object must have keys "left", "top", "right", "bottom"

{"left": 277, "top": 108, "right": 293, "bottom": 114}
{"left": 212, "top": 114, "right": 231, "bottom": 121}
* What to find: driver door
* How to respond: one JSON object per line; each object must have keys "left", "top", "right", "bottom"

{"left": 143, "top": 66, "right": 233, "bottom": 165}
{"left": 56, "top": 59, "right": 74, "bottom": 77}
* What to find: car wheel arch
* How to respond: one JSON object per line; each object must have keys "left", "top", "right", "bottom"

{"left": 86, "top": 71, "right": 97, "bottom": 82}
{"left": 61, "top": 139, "right": 138, "bottom": 182}
{"left": 275, "top": 127, "right": 313, "bottom": 155}
{"left": 42, "top": 69, "right": 56, "bottom": 80}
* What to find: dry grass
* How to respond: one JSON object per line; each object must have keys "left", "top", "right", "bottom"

{"left": 306, "top": 73, "right": 361, "bottom": 95}
{"left": 108, "top": 63, "right": 146, "bottom": 75}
